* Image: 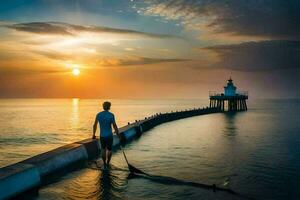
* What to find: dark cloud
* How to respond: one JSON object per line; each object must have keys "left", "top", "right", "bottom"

{"left": 6, "top": 22, "right": 74, "bottom": 35}
{"left": 203, "top": 40, "right": 300, "bottom": 71}
{"left": 142, "top": 0, "right": 300, "bottom": 40}
{"left": 5, "top": 21, "right": 179, "bottom": 39}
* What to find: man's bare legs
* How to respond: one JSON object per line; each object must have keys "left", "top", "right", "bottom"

{"left": 102, "top": 148, "right": 107, "bottom": 167}
{"left": 102, "top": 148, "right": 112, "bottom": 169}
{"left": 107, "top": 150, "right": 112, "bottom": 166}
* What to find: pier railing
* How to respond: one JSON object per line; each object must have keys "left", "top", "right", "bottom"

{"left": 237, "top": 91, "right": 248, "bottom": 96}
{"left": 209, "top": 91, "right": 248, "bottom": 97}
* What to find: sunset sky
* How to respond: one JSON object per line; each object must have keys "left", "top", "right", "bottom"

{"left": 0, "top": 0, "right": 299, "bottom": 98}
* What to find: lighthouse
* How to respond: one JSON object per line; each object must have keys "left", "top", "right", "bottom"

{"left": 224, "top": 78, "right": 236, "bottom": 96}
{"left": 209, "top": 78, "right": 248, "bottom": 112}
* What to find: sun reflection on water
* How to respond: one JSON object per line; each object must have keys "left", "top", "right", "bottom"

{"left": 71, "top": 98, "right": 80, "bottom": 130}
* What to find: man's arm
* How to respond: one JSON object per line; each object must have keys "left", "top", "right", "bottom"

{"left": 112, "top": 121, "right": 120, "bottom": 138}
{"left": 92, "top": 116, "right": 97, "bottom": 139}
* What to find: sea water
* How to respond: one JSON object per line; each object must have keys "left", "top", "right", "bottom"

{"left": 0, "top": 99, "right": 300, "bottom": 199}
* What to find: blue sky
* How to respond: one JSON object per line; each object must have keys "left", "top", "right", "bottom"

{"left": 0, "top": 0, "right": 183, "bottom": 36}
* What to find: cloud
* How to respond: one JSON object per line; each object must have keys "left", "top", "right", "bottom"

{"left": 5, "top": 22, "right": 74, "bottom": 36}
{"left": 31, "top": 49, "right": 189, "bottom": 67}
{"left": 141, "top": 0, "right": 300, "bottom": 40}
{"left": 0, "top": 66, "right": 66, "bottom": 75}
{"left": 33, "top": 50, "right": 73, "bottom": 61}
{"left": 5, "top": 21, "right": 179, "bottom": 39}
{"left": 98, "top": 56, "right": 189, "bottom": 66}
{"left": 202, "top": 40, "right": 300, "bottom": 71}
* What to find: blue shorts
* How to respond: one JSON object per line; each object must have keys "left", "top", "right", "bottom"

{"left": 100, "top": 136, "right": 113, "bottom": 151}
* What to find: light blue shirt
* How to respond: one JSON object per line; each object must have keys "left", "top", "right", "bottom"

{"left": 96, "top": 111, "right": 115, "bottom": 138}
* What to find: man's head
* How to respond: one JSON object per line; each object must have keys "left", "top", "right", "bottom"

{"left": 102, "top": 101, "right": 111, "bottom": 111}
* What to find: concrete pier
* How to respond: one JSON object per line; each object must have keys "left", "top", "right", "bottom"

{"left": 0, "top": 107, "right": 221, "bottom": 200}
{"left": 0, "top": 163, "right": 40, "bottom": 200}
{"left": 21, "top": 143, "right": 89, "bottom": 178}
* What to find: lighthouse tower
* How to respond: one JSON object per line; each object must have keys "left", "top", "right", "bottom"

{"left": 209, "top": 78, "right": 248, "bottom": 112}
{"left": 224, "top": 78, "right": 236, "bottom": 96}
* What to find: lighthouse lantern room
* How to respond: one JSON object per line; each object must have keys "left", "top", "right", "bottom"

{"left": 224, "top": 78, "right": 237, "bottom": 96}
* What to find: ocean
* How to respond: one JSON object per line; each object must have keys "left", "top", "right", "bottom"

{"left": 0, "top": 99, "right": 300, "bottom": 199}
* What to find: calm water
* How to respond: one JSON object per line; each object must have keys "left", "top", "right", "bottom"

{"left": 0, "top": 99, "right": 207, "bottom": 167}
{"left": 1, "top": 99, "right": 300, "bottom": 199}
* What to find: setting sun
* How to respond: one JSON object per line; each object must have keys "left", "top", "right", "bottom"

{"left": 72, "top": 68, "right": 80, "bottom": 76}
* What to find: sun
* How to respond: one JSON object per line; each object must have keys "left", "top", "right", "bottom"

{"left": 72, "top": 68, "right": 80, "bottom": 76}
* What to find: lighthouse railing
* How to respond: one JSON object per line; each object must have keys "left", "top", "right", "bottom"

{"left": 209, "top": 91, "right": 248, "bottom": 97}
{"left": 236, "top": 91, "right": 248, "bottom": 96}
{"left": 209, "top": 91, "right": 224, "bottom": 97}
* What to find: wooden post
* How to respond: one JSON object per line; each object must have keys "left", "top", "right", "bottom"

{"left": 239, "top": 100, "right": 242, "bottom": 111}
{"left": 232, "top": 100, "right": 235, "bottom": 111}
{"left": 234, "top": 100, "right": 236, "bottom": 111}
{"left": 222, "top": 100, "right": 225, "bottom": 111}
{"left": 241, "top": 100, "right": 244, "bottom": 111}
{"left": 241, "top": 100, "right": 244, "bottom": 110}
{"left": 244, "top": 100, "right": 248, "bottom": 110}
{"left": 241, "top": 100, "right": 243, "bottom": 111}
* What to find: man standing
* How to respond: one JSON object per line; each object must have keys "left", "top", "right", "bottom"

{"left": 93, "top": 101, "right": 120, "bottom": 169}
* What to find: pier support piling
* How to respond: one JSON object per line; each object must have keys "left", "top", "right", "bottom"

{"left": 210, "top": 97, "right": 247, "bottom": 112}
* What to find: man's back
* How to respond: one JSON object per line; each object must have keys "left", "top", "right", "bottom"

{"left": 96, "top": 111, "right": 115, "bottom": 138}
{"left": 93, "top": 101, "right": 120, "bottom": 168}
